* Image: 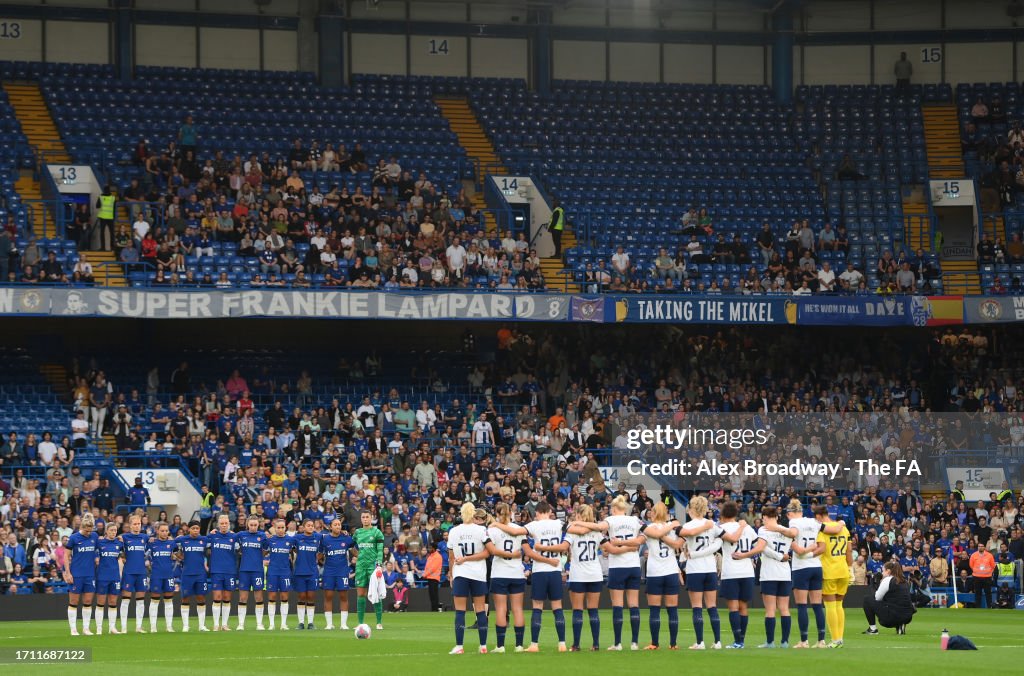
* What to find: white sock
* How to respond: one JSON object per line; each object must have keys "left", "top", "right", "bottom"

{"left": 238, "top": 604, "right": 247, "bottom": 628}
{"left": 182, "top": 605, "right": 190, "bottom": 630}
{"left": 340, "top": 611, "right": 349, "bottom": 627}
{"left": 120, "top": 599, "right": 130, "bottom": 632}
{"left": 135, "top": 600, "right": 145, "bottom": 630}
{"left": 268, "top": 602, "right": 276, "bottom": 629}
{"left": 325, "top": 610, "right": 333, "bottom": 626}
{"left": 108, "top": 607, "right": 118, "bottom": 631}
{"left": 221, "top": 602, "right": 230, "bottom": 627}
{"left": 82, "top": 607, "right": 92, "bottom": 631}
{"left": 281, "top": 602, "right": 289, "bottom": 626}
{"left": 150, "top": 600, "right": 160, "bottom": 630}
{"left": 308, "top": 606, "right": 315, "bottom": 627}
{"left": 68, "top": 607, "right": 77, "bottom": 633}
{"left": 870, "top": 624, "right": 877, "bottom": 631}
{"left": 197, "top": 604, "right": 206, "bottom": 628}
{"left": 255, "top": 603, "right": 264, "bottom": 627}
{"left": 212, "top": 602, "right": 220, "bottom": 628}
{"left": 163, "top": 599, "right": 174, "bottom": 629}
{"left": 297, "top": 604, "right": 306, "bottom": 625}
{"left": 95, "top": 606, "right": 104, "bottom": 631}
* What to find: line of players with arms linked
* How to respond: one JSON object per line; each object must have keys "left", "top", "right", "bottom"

{"left": 61, "top": 510, "right": 385, "bottom": 635}
{"left": 61, "top": 494, "right": 917, "bottom": 652}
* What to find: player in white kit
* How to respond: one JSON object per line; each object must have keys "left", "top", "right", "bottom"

{"left": 733, "top": 505, "right": 794, "bottom": 648}
{"left": 487, "top": 503, "right": 529, "bottom": 652}
{"left": 522, "top": 501, "right": 569, "bottom": 652}
{"left": 565, "top": 503, "right": 607, "bottom": 651}
{"left": 716, "top": 501, "right": 758, "bottom": 649}
{"left": 681, "top": 495, "right": 723, "bottom": 650}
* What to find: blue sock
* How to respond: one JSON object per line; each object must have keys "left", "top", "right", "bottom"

{"left": 648, "top": 605, "right": 662, "bottom": 646}
{"left": 667, "top": 607, "right": 679, "bottom": 648}
{"left": 514, "top": 624, "right": 525, "bottom": 648}
{"left": 476, "top": 611, "right": 488, "bottom": 647}
{"left": 707, "top": 607, "right": 721, "bottom": 643}
{"left": 729, "top": 610, "right": 741, "bottom": 643}
{"left": 552, "top": 608, "right": 566, "bottom": 643}
{"left": 629, "top": 607, "right": 640, "bottom": 644}
{"left": 455, "top": 610, "right": 466, "bottom": 646}
{"left": 797, "top": 604, "right": 809, "bottom": 642}
{"left": 781, "top": 615, "right": 792, "bottom": 643}
{"left": 588, "top": 608, "right": 600, "bottom": 648}
{"left": 612, "top": 606, "right": 624, "bottom": 645}
{"left": 812, "top": 604, "right": 826, "bottom": 641}
{"left": 572, "top": 610, "right": 583, "bottom": 649}
{"left": 692, "top": 608, "right": 704, "bottom": 644}
{"left": 530, "top": 609, "right": 542, "bottom": 644}
{"left": 496, "top": 623, "right": 507, "bottom": 648}
{"left": 740, "top": 614, "right": 749, "bottom": 641}
{"left": 765, "top": 616, "right": 776, "bottom": 644}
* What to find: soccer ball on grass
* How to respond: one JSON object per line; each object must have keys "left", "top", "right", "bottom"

{"left": 354, "top": 623, "right": 372, "bottom": 639}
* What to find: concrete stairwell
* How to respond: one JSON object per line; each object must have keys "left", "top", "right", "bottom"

{"left": 4, "top": 82, "right": 69, "bottom": 239}
{"left": 40, "top": 361, "right": 118, "bottom": 455}
{"left": 4, "top": 81, "right": 126, "bottom": 287}
{"left": 435, "top": 96, "right": 579, "bottom": 292}
{"left": 921, "top": 103, "right": 978, "bottom": 293}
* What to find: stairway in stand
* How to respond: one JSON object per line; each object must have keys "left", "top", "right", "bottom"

{"left": 921, "top": 103, "right": 978, "bottom": 293}
{"left": 434, "top": 96, "right": 579, "bottom": 292}
{"left": 40, "top": 360, "right": 118, "bottom": 455}
{"left": 4, "top": 82, "right": 127, "bottom": 287}
{"left": 4, "top": 82, "right": 69, "bottom": 240}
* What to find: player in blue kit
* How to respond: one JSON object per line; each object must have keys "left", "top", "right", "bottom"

{"left": 96, "top": 523, "right": 125, "bottom": 635}
{"left": 320, "top": 518, "right": 354, "bottom": 630}
{"left": 147, "top": 522, "right": 178, "bottom": 632}
{"left": 293, "top": 519, "right": 322, "bottom": 629}
{"left": 207, "top": 514, "right": 238, "bottom": 631}
{"left": 266, "top": 518, "right": 295, "bottom": 630}
{"left": 236, "top": 515, "right": 268, "bottom": 631}
{"left": 174, "top": 521, "right": 209, "bottom": 632}
{"left": 119, "top": 514, "right": 151, "bottom": 633}
{"left": 64, "top": 513, "right": 99, "bottom": 636}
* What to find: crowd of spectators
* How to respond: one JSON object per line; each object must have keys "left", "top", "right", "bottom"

{"left": 2, "top": 325, "right": 1023, "bottom": 598}
{"left": 588, "top": 215, "right": 942, "bottom": 295}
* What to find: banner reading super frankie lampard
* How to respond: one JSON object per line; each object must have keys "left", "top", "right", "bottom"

{"left": 0, "top": 288, "right": 570, "bottom": 321}
{"left": 604, "top": 412, "right": 1009, "bottom": 494}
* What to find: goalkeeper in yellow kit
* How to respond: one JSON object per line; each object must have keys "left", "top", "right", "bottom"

{"left": 813, "top": 505, "right": 853, "bottom": 648}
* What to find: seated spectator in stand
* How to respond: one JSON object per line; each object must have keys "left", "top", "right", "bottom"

{"left": 971, "top": 96, "right": 990, "bottom": 124}
{"left": 990, "top": 95, "right": 1007, "bottom": 123}
{"left": 818, "top": 222, "right": 838, "bottom": 251}
{"left": 978, "top": 236, "right": 996, "bottom": 263}
{"left": 19, "top": 265, "right": 38, "bottom": 284}
{"left": 712, "top": 234, "right": 733, "bottom": 263}
{"left": 40, "top": 252, "right": 67, "bottom": 283}
{"left": 1007, "top": 233, "right": 1024, "bottom": 262}
{"left": 896, "top": 262, "right": 916, "bottom": 293}
{"left": 837, "top": 154, "right": 866, "bottom": 181}
{"left": 817, "top": 261, "right": 836, "bottom": 292}
{"left": 989, "top": 276, "right": 1008, "bottom": 295}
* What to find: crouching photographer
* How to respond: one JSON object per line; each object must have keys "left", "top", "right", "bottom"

{"left": 863, "top": 561, "right": 916, "bottom": 636}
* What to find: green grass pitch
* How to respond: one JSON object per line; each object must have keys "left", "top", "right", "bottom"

{"left": 0, "top": 609, "right": 1018, "bottom": 674}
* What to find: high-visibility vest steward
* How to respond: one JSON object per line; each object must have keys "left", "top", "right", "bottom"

{"left": 551, "top": 206, "right": 565, "bottom": 231}
{"left": 98, "top": 194, "right": 116, "bottom": 220}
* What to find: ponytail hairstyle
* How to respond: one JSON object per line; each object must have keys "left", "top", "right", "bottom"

{"left": 494, "top": 502, "right": 511, "bottom": 525}
{"left": 576, "top": 503, "right": 595, "bottom": 523}
{"left": 786, "top": 499, "right": 803, "bottom": 515}
{"left": 460, "top": 502, "right": 476, "bottom": 525}
{"left": 688, "top": 495, "right": 709, "bottom": 520}
{"left": 883, "top": 560, "right": 905, "bottom": 584}
{"left": 650, "top": 502, "right": 669, "bottom": 523}
{"left": 611, "top": 494, "right": 630, "bottom": 514}
{"left": 474, "top": 508, "right": 493, "bottom": 526}
{"left": 80, "top": 513, "right": 95, "bottom": 530}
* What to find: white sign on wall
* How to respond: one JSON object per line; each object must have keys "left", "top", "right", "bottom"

{"left": 115, "top": 468, "right": 202, "bottom": 521}
{"left": 945, "top": 466, "right": 1008, "bottom": 502}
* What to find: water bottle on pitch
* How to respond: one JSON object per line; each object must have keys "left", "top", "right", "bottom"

{"left": 940, "top": 628, "right": 949, "bottom": 650}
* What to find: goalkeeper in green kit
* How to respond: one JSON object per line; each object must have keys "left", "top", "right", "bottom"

{"left": 354, "top": 510, "right": 385, "bottom": 629}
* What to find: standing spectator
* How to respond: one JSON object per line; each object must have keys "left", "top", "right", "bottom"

{"left": 969, "top": 546, "right": 995, "bottom": 608}
{"left": 894, "top": 52, "right": 912, "bottom": 89}
{"left": 423, "top": 543, "right": 443, "bottom": 611}
{"left": 94, "top": 185, "right": 116, "bottom": 251}
{"left": 70, "top": 411, "right": 89, "bottom": 449}
{"left": 178, "top": 114, "right": 197, "bottom": 156}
